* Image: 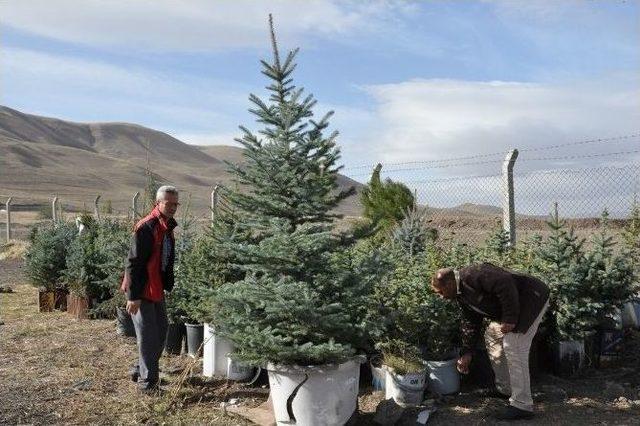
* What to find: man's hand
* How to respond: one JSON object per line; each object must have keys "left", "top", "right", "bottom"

{"left": 457, "top": 353, "right": 472, "bottom": 374}
{"left": 126, "top": 300, "right": 141, "bottom": 315}
{"left": 500, "top": 322, "right": 516, "bottom": 333}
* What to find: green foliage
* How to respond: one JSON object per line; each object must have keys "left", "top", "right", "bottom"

{"left": 90, "top": 220, "right": 131, "bottom": 317}
{"left": 211, "top": 20, "right": 377, "bottom": 366}
{"left": 374, "top": 212, "right": 462, "bottom": 364}
{"left": 37, "top": 203, "right": 53, "bottom": 220}
{"left": 215, "top": 244, "right": 381, "bottom": 366}
{"left": 529, "top": 207, "right": 590, "bottom": 340}
{"left": 171, "top": 227, "right": 242, "bottom": 324}
{"left": 360, "top": 163, "right": 415, "bottom": 232}
{"left": 528, "top": 207, "right": 638, "bottom": 340}
{"left": 622, "top": 198, "right": 640, "bottom": 269}
{"left": 377, "top": 340, "right": 425, "bottom": 375}
{"left": 375, "top": 242, "right": 461, "bottom": 362}
{"left": 62, "top": 219, "right": 130, "bottom": 317}
{"left": 482, "top": 220, "right": 513, "bottom": 267}
{"left": 102, "top": 199, "right": 113, "bottom": 215}
{"left": 577, "top": 211, "right": 638, "bottom": 325}
{"left": 25, "top": 222, "right": 77, "bottom": 290}
{"left": 510, "top": 233, "right": 543, "bottom": 273}
{"left": 391, "top": 206, "right": 437, "bottom": 256}
{"left": 167, "top": 192, "right": 245, "bottom": 324}
{"left": 141, "top": 165, "right": 161, "bottom": 216}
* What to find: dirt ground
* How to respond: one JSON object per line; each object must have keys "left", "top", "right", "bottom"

{"left": 2, "top": 257, "right": 640, "bottom": 425}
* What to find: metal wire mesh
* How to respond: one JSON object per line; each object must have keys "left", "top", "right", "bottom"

{"left": 344, "top": 162, "right": 640, "bottom": 247}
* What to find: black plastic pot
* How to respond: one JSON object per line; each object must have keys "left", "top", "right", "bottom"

{"left": 116, "top": 307, "right": 136, "bottom": 337}
{"left": 185, "top": 323, "right": 204, "bottom": 357}
{"left": 165, "top": 322, "right": 185, "bottom": 355}
{"left": 595, "top": 329, "right": 624, "bottom": 368}
{"left": 552, "top": 340, "right": 585, "bottom": 377}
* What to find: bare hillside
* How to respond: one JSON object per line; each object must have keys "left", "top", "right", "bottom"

{"left": 0, "top": 105, "right": 363, "bottom": 216}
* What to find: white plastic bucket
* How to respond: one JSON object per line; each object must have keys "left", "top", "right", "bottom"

{"left": 202, "top": 324, "right": 253, "bottom": 380}
{"left": 384, "top": 366, "right": 427, "bottom": 406}
{"left": 622, "top": 301, "right": 640, "bottom": 329}
{"left": 267, "top": 357, "right": 363, "bottom": 426}
{"left": 426, "top": 358, "right": 460, "bottom": 395}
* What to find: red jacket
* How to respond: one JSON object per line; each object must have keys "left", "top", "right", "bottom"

{"left": 121, "top": 207, "right": 177, "bottom": 302}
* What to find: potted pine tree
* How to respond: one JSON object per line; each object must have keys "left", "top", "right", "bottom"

{"left": 376, "top": 214, "right": 461, "bottom": 403}
{"left": 532, "top": 206, "right": 594, "bottom": 376}
{"left": 577, "top": 211, "right": 638, "bottom": 366}
{"left": 210, "top": 17, "right": 377, "bottom": 425}
{"left": 25, "top": 221, "right": 76, "bottom": 312}
{"left": 164, "top": 198, "right": 200, "bottom": 356}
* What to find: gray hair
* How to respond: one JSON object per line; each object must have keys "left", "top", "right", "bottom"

{"left": 156, "top": 185, "right": 179, "bottom": 202}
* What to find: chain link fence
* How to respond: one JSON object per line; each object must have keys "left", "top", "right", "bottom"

{"left": 3, "top": 144, "right": 640, "bottom": 247}
{"left": 344, "top": 161, "right": 640, "bottom": 247}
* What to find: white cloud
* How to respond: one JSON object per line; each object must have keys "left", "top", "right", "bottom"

{"left": 1, "top": 46, "right": 248, "bottom": 131}
{"left": 352, "top": 76, "right": 640, "bottom": 171}
{"left": 482, "top": 0, "right": 584, "bottom": 22}
{"left": 0, "top": 0, "right": 400, "bottom": 52}
{"left": 173, "top": 132, "right": 240, "bottom": 147}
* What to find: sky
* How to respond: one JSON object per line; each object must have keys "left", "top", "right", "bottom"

{"left": 1, "top": 0, "right": 639, "bottom": 214}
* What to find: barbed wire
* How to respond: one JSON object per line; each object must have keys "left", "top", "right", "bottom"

{"left": 346, "top": 159, "right": 505, "bottom": 177}
{"left": 518, "top": 149, "right": 640, "bottom": 163}
{"left": 343, "top": 132, "right": 640, "bottom": 172}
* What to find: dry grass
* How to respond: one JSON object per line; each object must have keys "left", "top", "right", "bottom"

{"left": 0, "top": 267, "right": 254, "bottom": 425}
{"left": 2, "top": 258, "right": 640, "bottom": 425}
{"left": 0, "top": 239, "right": 30, "bottom": 260}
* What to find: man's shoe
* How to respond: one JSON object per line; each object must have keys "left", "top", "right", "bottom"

{"left": 494, "top": 405, "right": 534, "bottom": 421}
{"left": 478, "top": 387, "right": 510, "bottom": 400}
{"left": 138, "top": 383, "right": 161, "bottom": 395}
{"left": 129, "top": 366, "right": 140, "bottom": 383}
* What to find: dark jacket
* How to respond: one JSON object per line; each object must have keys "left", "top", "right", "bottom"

{"left": 120, "top": 207, "right": 177, "bottom": 302}
{"left": 457, "top": 263, "right": 549, "bottom": 355}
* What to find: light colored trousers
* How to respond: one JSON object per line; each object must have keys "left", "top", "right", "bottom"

{"left": 485, "top": 301, "right": 549, "bottom": 412}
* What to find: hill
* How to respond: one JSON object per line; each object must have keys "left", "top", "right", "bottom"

{"left": 0, "top": 105, "right": 363, "bottom": 216}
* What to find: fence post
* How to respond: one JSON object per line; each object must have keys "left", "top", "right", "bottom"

{"left": 132, "top": 192, "right": 140, "bottom": 219}
{"left": 94, "top": 195, "right": 101, "bottom": 220}
{"left": 502, "top": 149, "right": 519, "bottom": 246}
{"left": 52, "top": 196, "right": 58, "bottom": 224}
{"left": 211, "top": 185, "right": 219, "bottom": 224}
{"left": 5, "top": 197, "right": 12, "bottom": 242}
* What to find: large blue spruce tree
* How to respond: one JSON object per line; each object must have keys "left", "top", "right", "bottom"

{"left": 211, "top": 16, "right": 377, "bottom": 366}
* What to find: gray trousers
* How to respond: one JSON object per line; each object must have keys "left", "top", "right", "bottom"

{"left": 131, "top": 299, "right": 168, "bottom": 388}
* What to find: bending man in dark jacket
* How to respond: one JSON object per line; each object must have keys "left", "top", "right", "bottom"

{"left": 431, "top": 263, "right": 549, "bottom": 421}
{"left": 122, "top": 185, "right": 179, "bottom": 393}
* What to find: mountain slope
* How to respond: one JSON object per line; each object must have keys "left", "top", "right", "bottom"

{"left": 0, "top": 106, "right": 362, "bottom": 216}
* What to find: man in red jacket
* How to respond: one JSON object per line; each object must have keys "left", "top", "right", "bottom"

{"left": 123, "top": 185, "right": 179, "bottom": 393}
{"left": 431, "top": 263, "right": 549, "bottom": 421}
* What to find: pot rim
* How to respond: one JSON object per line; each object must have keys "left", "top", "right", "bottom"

{"left": 267, "top": 355, "right": 366, "bottom": 374}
